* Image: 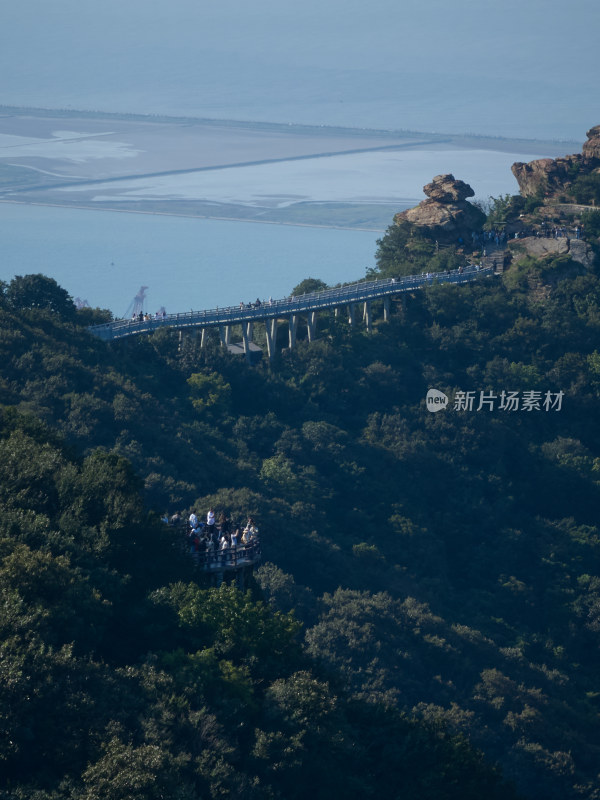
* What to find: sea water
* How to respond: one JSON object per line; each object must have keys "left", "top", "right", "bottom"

{"left": 0, "top": 203, "right": 380, "bottom": 316}
{"left": 2, "top": 0, "right": 596, "bottom": 142}
{"left": 0, "top": 141, "right": 546, "bottom": 316}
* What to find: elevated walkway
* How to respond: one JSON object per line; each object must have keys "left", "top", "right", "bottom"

{"left": 88, "top": 265, "right": 495, "bottom": 358}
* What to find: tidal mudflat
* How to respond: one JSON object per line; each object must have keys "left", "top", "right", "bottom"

{"left": 0, "top": 109, "right": 570, "bottom": 229}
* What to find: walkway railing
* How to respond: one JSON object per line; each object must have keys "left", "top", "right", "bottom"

{"left": 190, "top": 540, "right": 261, "bottom": 571}
{"left": 89, "top": 265, "right": 494, "bottom": 342}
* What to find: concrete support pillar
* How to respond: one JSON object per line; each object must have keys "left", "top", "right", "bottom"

{"left": 248, "top": 322, "right": 254, "bottom": 341}
{"left": 241, "top": 321, "right": 251, "bottom": 361}
{"left": 348, "top": 303, "right": 356, "bottom": 326}
{"left": 178, "top": 330, "right": 184, "bottom": 352}
{"left": 219, "top": 325, "right": 231, "bottom": 347}
{"left": 200, "top": 328, "right": 207, "bottom": 348}
{"left": 383, "top": 296, "right": 390, "bottom": 322}
{"left": 334, "top": 307, "right": 339, "bottom": 318}
{"left": 307, "top": 311, "right": 316, "bottom": 342}
{"left": 265, "top": 319, "right": 277, "bottom": 360}
{"left": 363, "top": 300, "right": 372, "bottom": 331}
{"left": 288, "top": 314, "right": 298, "bottom": 349}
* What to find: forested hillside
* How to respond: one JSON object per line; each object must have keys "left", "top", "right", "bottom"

{"left": 1, "top": 201, "right": 599, "bottom": 798}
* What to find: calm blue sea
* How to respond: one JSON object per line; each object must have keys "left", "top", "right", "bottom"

{"left": 2, "top": 0, "right": 597, "bottom": 141}
{"left": 1, "top": 203, "right": 379, "bottom": 316}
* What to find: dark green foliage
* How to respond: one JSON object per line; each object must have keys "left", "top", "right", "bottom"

{"left": 1, "top": 253, "right": 599, "bottom": 798}
{"left": 572, "top": 171, "right": 600, "bottom": 206}
{"left": 4, "top": 274, "right": 76, "bottom": 319}
{"left": 75, "top": 306, "right": 113, "bottom": 326}
{"left": 0, "top": 363, "right": 515, "bottom": 800}
{"left": 372, "top": 220, "right": 464, "bottom": 279}
{"left": 477, "top": 193, "right": 547, "bottom": 230}
{"left": 581, "top": 208, "right": 600, "bottom": 238}
{"left": 482, "top": 193, "right": 518, "bottom": 229}
{"left": 291, "top": 277, "right": 329, "bottom": 296}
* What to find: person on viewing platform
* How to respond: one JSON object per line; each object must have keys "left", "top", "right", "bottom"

{"left": 220, "top": 535, "right": 230, "bottom": 560}
{"left": 207, "top": 508, "right": 215, "bottom": 528}
{"left": 189, "top": 512, "right": 198, "bottom": 529}
{"left": 188, "top": 530, "right": 199, "bottom": 554}
{"left": 218, "top": 511, "right": 229, "bottom": 531}
{"left": 170, "top": 511, "right": 181, "bottom": 525}
{"left": 242, "top": 528, "right": 253, "bottom": 545}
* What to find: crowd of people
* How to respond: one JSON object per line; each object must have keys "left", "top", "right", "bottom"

{"left": 132, "top": 310, "right": 167, "bottom": 322}
{"left": 471, "top": 229, "right": 509, "bottom": 248}
{"left": 163, "top": 508, "right": 261, "bottom": 568}
{"left": 239, "top": 298, "right": 271, "bottom": 310}
{"left": 472, "top": 223, "right": 584, "bottom": 245}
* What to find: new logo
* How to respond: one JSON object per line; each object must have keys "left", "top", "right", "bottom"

{"left": 426, "top": 388, "right": 449, "bottom": 412}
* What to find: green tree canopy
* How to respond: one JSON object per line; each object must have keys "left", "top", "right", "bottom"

{"left": 291, "top": 277, "right": 329, "bottom": 296}
{"left": 5, "top": 273, "right": 76, "bottom": 319}
{"left": 572, "top": 172, "right": 600, "bottom": 205}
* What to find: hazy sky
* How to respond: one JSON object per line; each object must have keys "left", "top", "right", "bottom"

{"left": 2, "top": 0, "right": 598, "bottom": 139}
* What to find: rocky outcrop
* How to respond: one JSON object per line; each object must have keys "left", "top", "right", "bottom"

{"left": 394, "top": 174, "right": 486, "bottom": 244}
{"left": 508, "top": 236, "right": 594, "bottom": 269}
{"left": 509, "top": 237, "right": 570, "bottom": 258}
{"left": 511, "top": 155, "right": 583, "bottom": 198}
{"left": 568, "top": 239, "right": 596, "bottom": 269}
{"left": 582, "top": 125, "right": 600, "bottom": 160}
{"left": 512, "top": 125, "right": 600, "bottom": 198}
{"left": 421, "top": 174, "right": 475, "bottom": 203}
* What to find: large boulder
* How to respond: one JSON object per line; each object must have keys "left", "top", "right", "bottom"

{"left": 508, "top": 237, "right": 594, "bottom": 269}
{"left": 422, "top": 174, "right": 475, "bottom": 203}
{"left": 394, "top": 174, "right": 485, "bottom": 244}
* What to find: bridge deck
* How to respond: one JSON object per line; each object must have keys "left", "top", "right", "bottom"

{"left": 89, "top": 266, "right": 495, "bottom": 342}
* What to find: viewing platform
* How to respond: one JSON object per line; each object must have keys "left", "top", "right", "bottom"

{"left": 178, "top": 514, "right": 262, "bottom": 586}
{"left": 190, "top": 539, "right": 262, "bottom": 573}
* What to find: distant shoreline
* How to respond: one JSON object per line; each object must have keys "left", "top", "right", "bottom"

{"left": 0, "top": 198, "right": 388, "bottom": 233}
{"left": 0, "top": 104, "right": 581, "bottom": 156}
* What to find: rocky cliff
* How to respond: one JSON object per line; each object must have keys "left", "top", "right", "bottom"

{"left": 582, "top": 124, "right": 600, "bottom": 160}
{"left": 512, "top": 126, "right": 600, "bottom": 198}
